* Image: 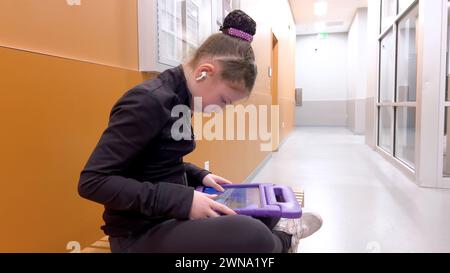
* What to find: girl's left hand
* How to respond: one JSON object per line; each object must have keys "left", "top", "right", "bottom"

{"left": 202, "top": 174, "right": 232, "bottom": 192}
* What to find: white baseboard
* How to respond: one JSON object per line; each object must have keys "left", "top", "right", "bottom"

{"left": 243, "top": 153, "right": 273, "bottom": 184}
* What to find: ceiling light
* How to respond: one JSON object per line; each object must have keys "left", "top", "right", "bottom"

{"left": 314, "top": 1, "right": 328, "bottom": 17}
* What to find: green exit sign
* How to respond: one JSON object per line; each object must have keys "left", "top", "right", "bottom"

{"left": 318, "top": 32, "right": 329, "bottom": 39}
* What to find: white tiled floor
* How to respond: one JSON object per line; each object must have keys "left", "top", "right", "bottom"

{"left": 251, "top": 127, "right": 450, "bottom": 253}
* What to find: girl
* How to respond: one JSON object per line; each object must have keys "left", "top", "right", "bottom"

{"left": 78, "top": 10, "right": 321, "bottom": 253}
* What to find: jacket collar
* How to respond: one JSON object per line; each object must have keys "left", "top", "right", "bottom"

{"left": 159, "top": 65, "right": 193, "bottom": 109}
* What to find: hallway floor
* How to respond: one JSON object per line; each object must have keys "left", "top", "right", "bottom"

{"left": 251, "top": 127, "right": 450, "bottom": 253}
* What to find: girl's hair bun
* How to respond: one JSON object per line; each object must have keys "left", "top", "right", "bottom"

{"left": 220, "top": 10, "right": 256, "bottom": 36}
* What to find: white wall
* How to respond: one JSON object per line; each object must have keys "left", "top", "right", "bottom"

{"left": 348, "top": 8, "right": 368, "bottom": 101}
{"left": 296, "top": 33, "right": 349, "bottom": 101}
{"left": 347, "top": 8, "right": 368, "bottom": 135}
{"left": 295, "top": 33, "right": 349, "bottom": 126}
{"left": 366, "top": 0, "right": 381, "bottom": 147}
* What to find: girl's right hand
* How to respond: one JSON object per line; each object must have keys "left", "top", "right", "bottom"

{"left": 189, "top": 190, "right": 236, "bottom": 220}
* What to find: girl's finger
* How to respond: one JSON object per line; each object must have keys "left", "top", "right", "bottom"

{"left": 215, "top": 176, "right": 233, "bottom": 185}
{"left": 205, "top": 193, "right": 218, "bottom": 199}
{"left": 212, "top": 202, "right": 236, "bottom": 216}
{"left": 207, "top": 209, "right": 220, "bottom": 218}
{"left": 209, "top": 182, "right": 225, "bottom": 192}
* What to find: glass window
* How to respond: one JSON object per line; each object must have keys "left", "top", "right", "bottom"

{"left": 444, "top": 108, "right": 450, "bottom": 176}
{"left": 396, "top": 107, "right": 416, "bottom": 168}
{"left": 381, "top": 0, "right": 398, "bottom": 31}
{"left": 396, "top": 6, "right": 418, "bottom": 102}
{"left": 399, "top": 0, "right": 415, "bottom": 14}
{"left": 447, "top": 2, "right": 450, "bottom": 102}
{"left": 158, "top": 0, "right": 183, "bottom": 66}
{"left": 378, "top": 1, "right": 418, "bottom": 171}
{"left": 380, "top": 30, "right": 396, "bottom": 103}
{"left": 157, "top": 0, "right": 206, "bottom": 67}
{"left": 379, "top": 107, "right": 394, "bottom": 153}
{"left": 443, "top": 2, "right": 450, "bottom": 176}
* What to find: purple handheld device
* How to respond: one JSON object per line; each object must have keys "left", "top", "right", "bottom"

{"left": 196, "top": 183, "right": 302, "bottom": 219}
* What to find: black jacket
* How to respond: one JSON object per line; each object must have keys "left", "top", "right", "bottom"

{"left": 78, "top": 65, "right": 210, "bottom": 237}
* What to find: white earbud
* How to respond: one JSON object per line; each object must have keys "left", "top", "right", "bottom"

{"left": 196, "top": 71, "right": 208, "bottom": 81}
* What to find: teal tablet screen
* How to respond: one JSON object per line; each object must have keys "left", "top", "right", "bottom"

{"left": 203, "top": 187, "right": 261, "bottom": 209}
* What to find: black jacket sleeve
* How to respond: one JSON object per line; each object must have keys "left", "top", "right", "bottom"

{"left": 78, "top": 89, "right": 194, "bottom": 220}
{"left": 184, "top": 162, "right": 211, "bottom": 188}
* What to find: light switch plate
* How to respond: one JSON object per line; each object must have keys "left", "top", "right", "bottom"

{"left": 66, "top": 0, "right": 81, "bottom": 6}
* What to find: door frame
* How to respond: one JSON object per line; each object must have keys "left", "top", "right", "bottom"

{"left": 271, "top": 31, "right": 280, "bottom": 152}
{"left": 437, "top": 0, "right": 450, "bottom": 188}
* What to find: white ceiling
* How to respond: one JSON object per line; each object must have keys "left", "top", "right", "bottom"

{"left": 289, "top": 0, "right": 368, "bottom": 35}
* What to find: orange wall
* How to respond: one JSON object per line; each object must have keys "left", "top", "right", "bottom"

{"left": 0, "top": 46, "right": 153, "bottom": 252}
{"left": 0, "top": 0, "right": 296, "bottom": 252}
{"left": 0, "top": 0, "right": 139, "bottom": 70}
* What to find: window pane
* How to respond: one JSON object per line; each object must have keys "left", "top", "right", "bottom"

{"left": 444, "top": 3, "right": 450, "bottom": 177}
{"left": 396, "top": 107, "right": 416, "bottom": 168}
{"left": 397, "top": 6, "right": 418, "bottom": 102}
{"left": 444, "top": 108, "right": 450, "bottom": 176}
{"left": 399, "top": 0, "right": 415, "bottom": 14}
{"left": 380, "top": 30, "right": 396, "bottom": 103}
{"left": 447, "top": 1, "right": 450, "bottom": 101}
{"left": 381, "top": 0, "right": 397, "bottom": 31}
{"left": 379, "top": 107, "right": 394, "bottom": 153}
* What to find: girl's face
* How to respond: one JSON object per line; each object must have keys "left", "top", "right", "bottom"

{"left": 188, "top": 62, "right": 249, "bottom": 112}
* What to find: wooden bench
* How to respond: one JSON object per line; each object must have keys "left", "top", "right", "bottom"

{"left": 81, "top": 188, "right": 305, "bottom": 253}
{"left": 80, "top": 236, "right": 111, "bottom": 253}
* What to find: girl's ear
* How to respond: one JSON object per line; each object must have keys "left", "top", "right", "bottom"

{"left": 194, "top": 63, "right": 215, "bottom": 79}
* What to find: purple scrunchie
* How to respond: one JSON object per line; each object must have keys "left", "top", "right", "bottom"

{"left": 222, "top": 27, "right": 254, "bottom": 42}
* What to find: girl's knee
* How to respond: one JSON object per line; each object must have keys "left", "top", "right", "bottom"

{"left": 226, "top": 215, "right": 275, "bottom": 253}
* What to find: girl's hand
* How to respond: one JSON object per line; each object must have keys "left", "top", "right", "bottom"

{"left": 202, "top": 174, "right": 233, "bottom": 192}
{"left": 189, "top": 191, "right": 236, "bottom": 220}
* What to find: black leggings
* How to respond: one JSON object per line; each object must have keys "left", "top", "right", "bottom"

{"left": 109, "top": 215, "right": 291, "bottom": 253}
